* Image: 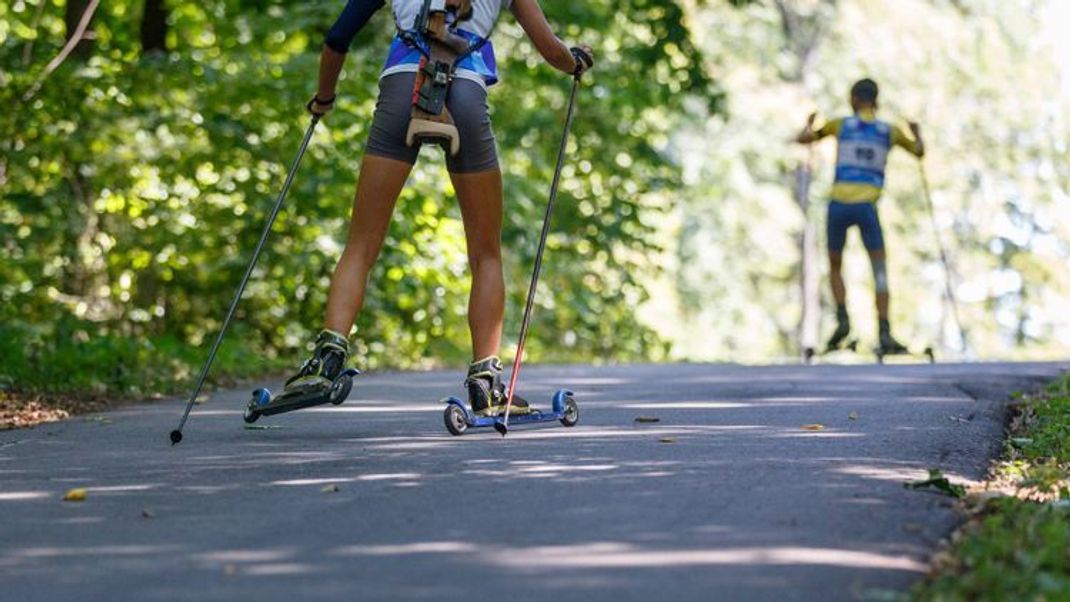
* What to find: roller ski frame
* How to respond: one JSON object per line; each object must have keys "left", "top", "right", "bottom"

{"left": 875, "top": 345, "right": 935, "bottom": 365}
{"left": 441, "top": 389, "right": 579, "bottom": 436}
{"left": 243, "top": 368, "right": 360, "bottom": 424}
{"left": 804, "top": 339, "right": 859, "bottom": 364}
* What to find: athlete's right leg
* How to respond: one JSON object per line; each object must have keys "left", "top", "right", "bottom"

{"left": 826, "top": 202, "right": 851, "bottom": 349}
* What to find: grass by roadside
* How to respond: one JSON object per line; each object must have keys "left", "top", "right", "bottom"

{"left": 913, "top": 372, "right": 1070, "bottom": 601}
{"left": 1, "top": 322, "right": 290, "bottom": 430}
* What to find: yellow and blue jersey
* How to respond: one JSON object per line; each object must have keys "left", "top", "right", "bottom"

{"left": 815, "top": 110, "right": 923, "bottom": 203}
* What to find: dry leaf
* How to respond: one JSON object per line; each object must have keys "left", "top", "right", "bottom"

{"left": 659, "top": 437, "right": 678, "bottom": 444}
{"left": 321, "top": 484, "right": 340, "bottom": 493}
{"left": 141, "top": 509, "right": 155, "bottom": 518}
{"left": 634, "top": 416, "right": 660, "bottom": 424}
{"left": 848, "top": 411, "right": 859, "bottom": 421}
{"left": 63, "top": 488, "right": 87, "bottom": 502}
{"left": 801, "top": 424, "right": 825, "bottom": 431}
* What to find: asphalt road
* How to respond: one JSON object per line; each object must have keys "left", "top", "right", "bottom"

{"left": 1, "top": 361, "right": 1065, "bottom": 601}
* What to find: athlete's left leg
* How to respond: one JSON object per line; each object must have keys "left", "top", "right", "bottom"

{"left": 861, "top": 205, "right": 905, "bottom": 352}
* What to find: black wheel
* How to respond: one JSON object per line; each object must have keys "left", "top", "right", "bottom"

{"left": 328, "top": 374, "right": 353, "bottom": 406}
{"left": 444, "top": 405, "right": 468, "bottom": 436}
{"left": 243, "top": 402, "right": 260, "bottom": 424}
{"left": 560, "top": 396, "right": 579, "bottom": 427}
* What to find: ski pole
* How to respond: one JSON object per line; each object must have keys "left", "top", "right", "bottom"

{"left": 496, "top": 76, "right": 582, "bottom": 437}
{"left": 919, "top": 161, "right": 968, "bottom": 353}
{"left": 169, "top": 115, "right": 320, "bottom": 445}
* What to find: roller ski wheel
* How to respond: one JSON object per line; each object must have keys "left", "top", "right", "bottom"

{"left": 243, "top": 389, "right": 270, "bottom": 424}
{"left": 444, "top": 404, "right": 469, "bottom": 437}
{"left": 559, "top": 396, "right": 579, "bottom": 427}
{"left": 328, "top": 373, "right": 354, "bottom": 406}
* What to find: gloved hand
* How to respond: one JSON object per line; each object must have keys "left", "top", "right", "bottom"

{"left": 306, "top": 95, "right": 336, "bottom": 117}
{"left": 570, "top": 45, "right": 594, "bottom": 77}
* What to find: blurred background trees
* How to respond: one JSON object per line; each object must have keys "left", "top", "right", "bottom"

{"left": 1, "top": 0, "right": 1067, "bottom": 396}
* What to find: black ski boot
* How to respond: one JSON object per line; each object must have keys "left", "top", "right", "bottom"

{"left": 825, "top": 305, "right": 852, "bottom": 352}
{"left": 466, "top": 356, "right": 532, "bottom": 417}
{"left": 878, "top": 320, "right": 908, "bottom": 355}
{"left": 284, "top": 329, "right": 350, "bottom": 395}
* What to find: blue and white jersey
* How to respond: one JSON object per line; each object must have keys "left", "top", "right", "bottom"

{"left": 385, "top": 0, "right": 512, "bottom": 87}
{"left": 834, "top": 117, "right": 893, "bottom": 189}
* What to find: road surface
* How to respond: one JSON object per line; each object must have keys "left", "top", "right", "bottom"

{"left": 1, "top": 361, "right": 1065, "bottom": 601}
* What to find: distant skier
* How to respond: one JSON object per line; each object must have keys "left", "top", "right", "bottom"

{"left": 796, "top": 79, "right": 925, "bottom": 355}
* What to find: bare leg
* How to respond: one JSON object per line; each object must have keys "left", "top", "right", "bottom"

{"left": 829, "top": 251, "right": 846, "bottom": 306}
{"left": 324, "top": 155, "right": 414, "bottom": 334}
{"left": 450, "top": 168, "right": 505, "bottom": 360}
{"left": 868, "top": 249, "right": 889, "bottom": 320}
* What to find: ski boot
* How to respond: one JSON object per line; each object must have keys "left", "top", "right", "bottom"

{"left": 877, "top": 320, "right": 909, "bottom": 356}
{"left": 824, "top": 306, "right": 854, "bottom": 352}
{"left": 465, "top": 356, "right": 533, "bottom": 417}
{"left": 243, "top": 329, "right": 359, "bottom": 423}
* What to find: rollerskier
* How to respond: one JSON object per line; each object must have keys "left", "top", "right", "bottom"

{"left": 796, "top": 79, "right": 925, "bottom": 357}
{"left": 275, "top": 0, "right": 593, "bottom": 416}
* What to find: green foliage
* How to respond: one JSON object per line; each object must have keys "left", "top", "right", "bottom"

{"left": 915, "top": 373, "right": 1070, "bottom": 599}
{"left": 1, "top": 0, "right": 713, "bottom": 394}
{"left": 915, "top": 500, "right": 1070, "bottom": 601}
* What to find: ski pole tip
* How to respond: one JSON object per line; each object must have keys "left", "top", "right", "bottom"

{"left": 169, "top": 430, "right": 183, "bottom": 445}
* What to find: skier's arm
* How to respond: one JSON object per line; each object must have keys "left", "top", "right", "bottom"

{"left": 511, "top": 0, "right": 593, "bottom": 75}
{"left": 310, "top": 0, "right": 386, "bottom": 116}
{"left": 891, "top": 121, "right": 925, "bottom": 158}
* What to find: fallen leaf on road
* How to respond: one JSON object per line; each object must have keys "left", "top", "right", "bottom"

{"left": 634, "top": 416, "right": 660, "bottom": 424}
{"left": 62, "top": 488, "right": 87, "bottom": 502}
{"left": 801, "top": 424, "right": 825, "bottom": 431}
{"left": 901, "top": 522, "right": 925, "bottom": 534}
{"left": 194, "top": 394, "right": 210, "bottom": 405}
{"left": 848, "top": 411, "right": 859, "bottom": 421}
{"left": 321, "top": 484, "right": 340, "bottom": 493}
{"left": 141, "top": 509, "right": 155, "bottom": 518}
{"left": 659, "top": 438, "right": 678, "bottom": 444}
{"left": 243, "top": 425, "right": 284, "bottom": 431}
{"left": 904, "top": 469, "right": 966, "bottom": 498}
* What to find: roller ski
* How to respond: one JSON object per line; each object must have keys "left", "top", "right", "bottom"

{"left": 874, "top": 324, "right": 934, "bottom": 364}
{"left": 243, "top": 330, "right": 360, "bottom": 424}
{"left": 803, "top": 308, "right": 858, "bottom": 364}
{"left": 442, "top": 357, "right": 579, "bottom": 436}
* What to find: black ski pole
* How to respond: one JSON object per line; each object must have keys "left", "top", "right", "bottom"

{"left": 496, "top": 76, "right": 582, "bottom": 437}
{"left": 169, "top": 116, "right": 320, "bottom": 445}
{"left": 919, "top": 161, "right": 968, "bottom": 353}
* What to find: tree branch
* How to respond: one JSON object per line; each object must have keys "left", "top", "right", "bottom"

{"left": 21, "top": 0, "right": 101, "bottom": 103}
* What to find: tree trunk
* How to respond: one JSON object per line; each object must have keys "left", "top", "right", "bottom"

{"left": 794, "top": 154, "right": 820, "bottom": 351}
{"left": 140, "top": 0, "right": 169, "bottom": 55}
{"left": 64, "top": 0, "right": 95, "bottom": 59}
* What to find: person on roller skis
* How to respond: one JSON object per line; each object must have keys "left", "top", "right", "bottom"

{"left": 284, "top": 0, "right": 593, "bottom": 417}
{"left": 796, "top": 78, "right": 925, "bottom": 355}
